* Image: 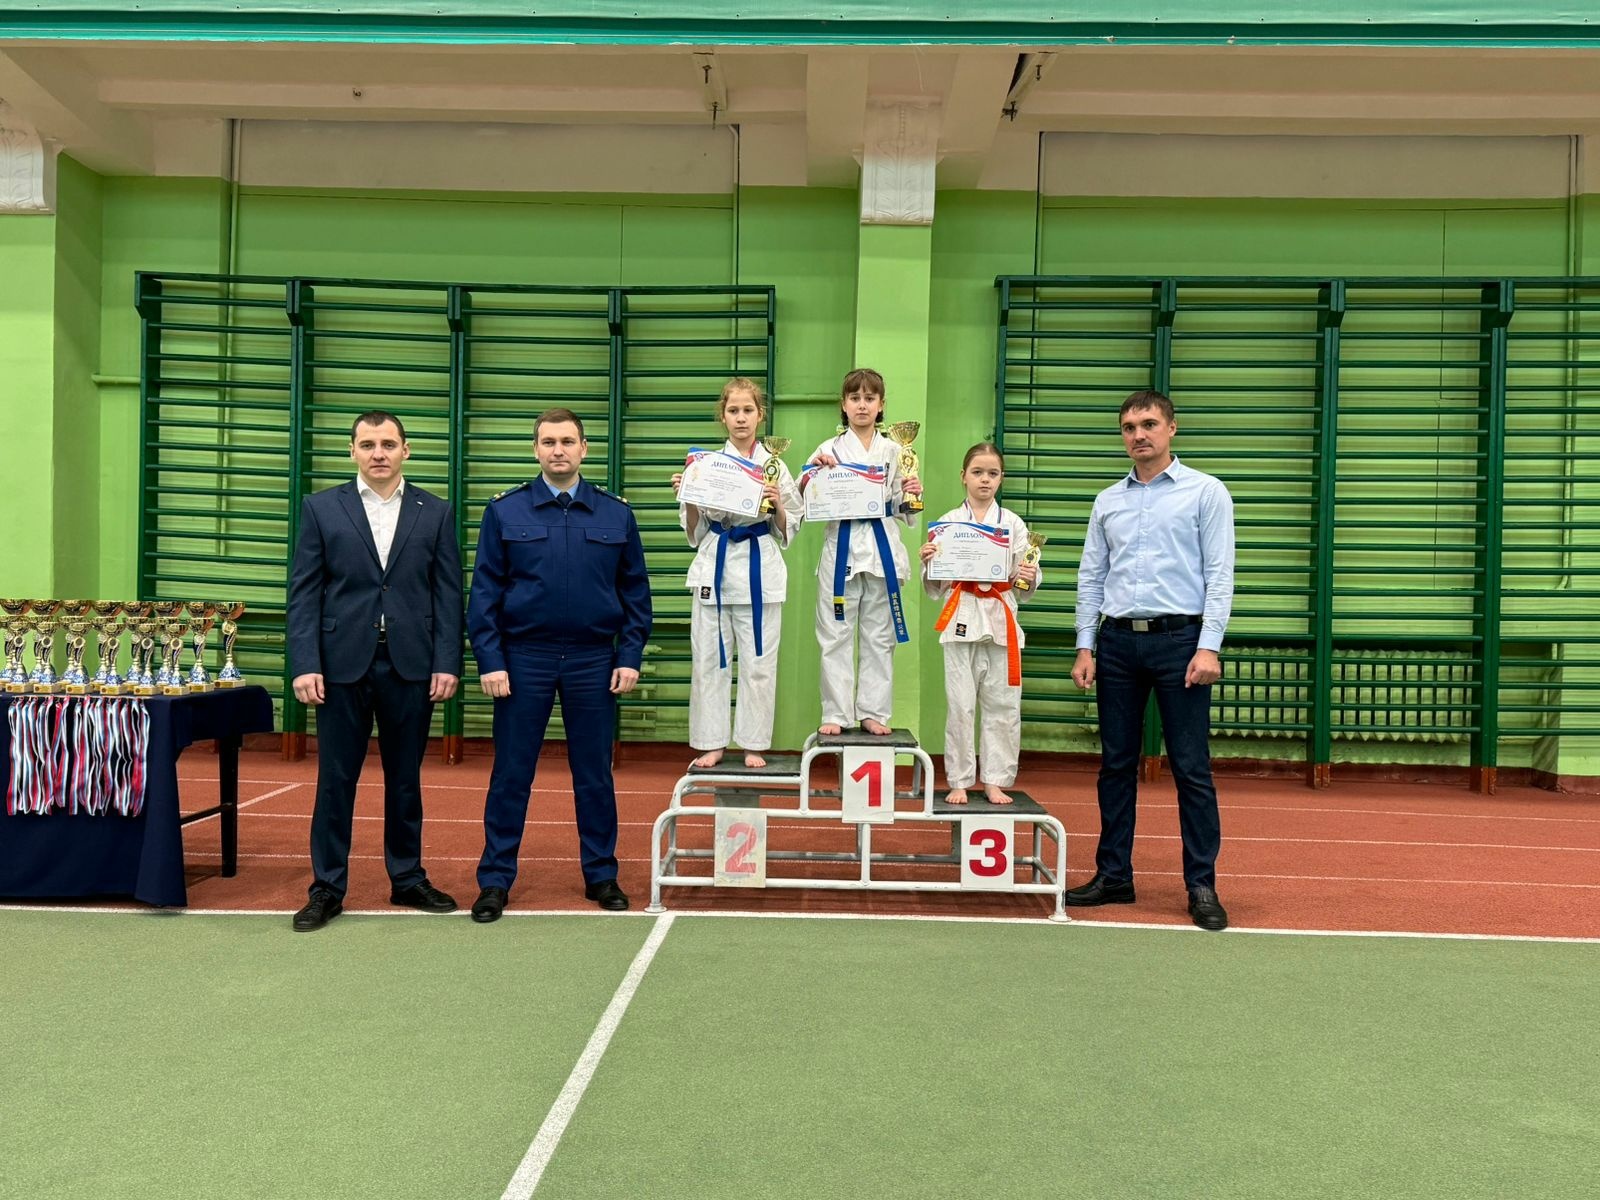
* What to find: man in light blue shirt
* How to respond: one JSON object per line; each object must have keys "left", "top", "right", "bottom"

{"left": 1068, "top": 390, "right": 1235, "bottom": 930}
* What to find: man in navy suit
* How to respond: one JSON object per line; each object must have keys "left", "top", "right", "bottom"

{"left": 286, "top": 411, "right": 464, "bottom": 931}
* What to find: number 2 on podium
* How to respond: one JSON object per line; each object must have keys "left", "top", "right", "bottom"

{"left": 841, "top": 746, "right": 895, "bottom": 823}
{"left": 714, "top": 808, "right": 767, "bottom": 887}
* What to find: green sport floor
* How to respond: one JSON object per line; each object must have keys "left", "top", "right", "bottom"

{"left": 5, "top": 911, "right": 1596, "bottom": 1200}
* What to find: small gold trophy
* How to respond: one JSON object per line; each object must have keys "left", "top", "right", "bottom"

{"left": 91, "top": 601, "right": 126, "bottom": 694}
{"left": 124, "top": 602, "right": 158, "bottom": 696}
{"left": 29, "top": 600, "right": 64, "bottom": 694}
{"left": 884, "top": 421, "right": 923, "bottom": 514}
{"left": 0, "top": 598, "right": 32, "bottom": 693}
{"left": 59, "top": 600, "right": 96, "bottom": 695}
{"left": 758, "top": 437, "right": 791, "bottom": 515}
{"left": 185, "top": 600, "right": 219, "bottom": 692}
{"left": 215, "top": 601, "right": 247, "bottom": 688}
{"left": 151, "top": 600, "right": 189, "bottom": 695}
{"left": 1014, "top": 532, "right": 1048, "bottom": 592}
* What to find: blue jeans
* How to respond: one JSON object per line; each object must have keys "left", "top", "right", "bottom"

{"left": 1093, "top": 622, "right": 1221, "bottom": 890}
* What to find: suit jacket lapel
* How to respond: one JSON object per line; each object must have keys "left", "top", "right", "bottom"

{"left": 385, "top": 488, "right": 422, "bottom": 576}
{"left": 337, "top": 483, "right": 383, "bottom": 570}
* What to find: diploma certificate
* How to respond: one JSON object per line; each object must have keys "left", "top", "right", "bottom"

{"left": 926, "top": 520, "right": 1011, "bottom": 582}
{"left": 679, "top": 448, "right": 766, "bottom": 514}
{"left": 802, "top": 462, "right": 889, "bottom": 521}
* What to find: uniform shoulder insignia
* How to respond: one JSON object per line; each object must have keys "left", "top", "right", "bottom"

{"left": 594, "top": 486, "right": 629, "bottom": 506}
{"left": 491, "top": 482, "right": 530, "bottom": 502}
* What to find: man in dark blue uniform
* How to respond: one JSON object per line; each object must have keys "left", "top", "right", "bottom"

{"left": 467, "top": 407, "right": 652, "bottom": 923}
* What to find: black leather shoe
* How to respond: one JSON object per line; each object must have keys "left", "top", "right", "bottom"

{"left": 471, "top": 886, "right": 509, "bottom": 924}
{"left": 584, "top": 879, "right": 630, "bottom": 911}
{"left": 390, "top": 880, "right": 458, "bottom": 914}
{"left": 292, "top": 890, "right": 343, "bottom": 932}
{"left": 1064, "top": 873, "right": 1136, "bottom": 907}
{"left": 1188, "top": 886, "right": 1229, "bottom": 931}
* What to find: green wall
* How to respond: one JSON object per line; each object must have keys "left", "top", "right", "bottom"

{"left": 5, "top": 168, "right": 1596, "bottom": 775}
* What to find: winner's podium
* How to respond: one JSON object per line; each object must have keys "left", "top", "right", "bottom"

{"left": 646, "top": 728, "right": 1069, "bottom": 920}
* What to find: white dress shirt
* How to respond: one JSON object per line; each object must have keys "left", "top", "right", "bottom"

{"left": 356, "top": 476, "right": 406, "bottom": 571}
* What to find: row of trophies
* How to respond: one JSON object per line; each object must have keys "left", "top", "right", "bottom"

{"left": 0, "top": 600, "right": 247, "bottom": 697}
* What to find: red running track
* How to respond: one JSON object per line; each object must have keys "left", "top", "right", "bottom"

{"left": 157, "top": 745, "right": 1600, "bottom": 939}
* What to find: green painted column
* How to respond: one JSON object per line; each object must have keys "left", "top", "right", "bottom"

{"left": 0, "top": 154, "right": 103, "bottom": 600}
{"left": 853, "top": 222, "right": 933, "bottom": 737}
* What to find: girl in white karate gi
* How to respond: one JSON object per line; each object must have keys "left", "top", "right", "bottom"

{"left": 672, "top": 378, "right": 802, "bottom": 768}
{"left": 919, "top": 442, "right": 1040, "bottom": 805}
{"left": 801, "top": 368, "right": 923, "bottom": 736}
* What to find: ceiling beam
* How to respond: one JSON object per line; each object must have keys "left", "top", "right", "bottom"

{"left": 0, "top": 48, "right": 152, "bottom": 174}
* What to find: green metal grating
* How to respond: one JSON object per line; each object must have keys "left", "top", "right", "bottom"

{"left": 137, "top": 272, "right": 776, "bottom": 744}
{"left": 995, "top": 276, "right": 1600, "bottom": 782}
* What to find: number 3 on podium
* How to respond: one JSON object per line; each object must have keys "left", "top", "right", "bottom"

{"left": 960, "top": 817, "right": 1016, "bottom": 890}
{"left": 841, "top": 746, "right": 895, "bottom": 824}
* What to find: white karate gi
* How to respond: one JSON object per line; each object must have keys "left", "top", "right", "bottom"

{"left": 921, "top": 501, "right": 1040, "bottom": 789}
{"left": 682, "top": 441, "right": 802, "bottom": 752}
{"left": 805, "top": 429, "right": 915, "bottom": 728}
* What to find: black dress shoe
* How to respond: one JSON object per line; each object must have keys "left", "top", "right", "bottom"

{"left": 1064, "top": 873, "right": 1137, "bottom": 907}
{"left": 292, "top": 890, "right": 343, "bottom": 932}
{"left": 390, "top": 879, "right": 458, "bottom": 914}
{"left": 1188, "top": 886, "right": 1228, "bottom": 931}
{"left": 471, "top": 886, "right": 509, "bottom": 924}
{"left": 584, "top": 879, "right": 630, "bottom": 911}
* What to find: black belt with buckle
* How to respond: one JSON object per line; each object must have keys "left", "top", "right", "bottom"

{"left": 1102, "top": 614, "right": 1202, "bottom": 634}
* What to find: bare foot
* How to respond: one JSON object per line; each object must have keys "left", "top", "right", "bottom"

{"left": 983, "top": 783, "right": 1014, "bottom": 806}
{"left": 862, "top": 718, "right": 891, "bottom": 736}
{"left": 819, "top": 723, "right": 843, "bottom": 736}
{"left": 946, "top": 787, "right": 969, "bottom": 805}
{"left": 744, "top": 751, "right": 767, "bottom": 768}
{"left": 692, "top": 749, "right": 725, "bottom": 768}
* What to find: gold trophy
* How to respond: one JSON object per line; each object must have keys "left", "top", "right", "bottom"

{"left": 215, "top": 601, "right": 247, "bottom": 688}
{"left": 1014, "top": 532, "right": 1048, "bottom": 592}
{"left": 185, "top": 601, "right": 219, "bottom": 692}
{"left": 28, "top": 600, "right": 64, "bottom": 694}
{"left": 1, "top": 598, "right": 31, "bottom": 693}
{"left": 125, "top": 602, "right": 159, "bottom": 696}
{"left": 58, "top": 600, "right": 96, "bottom": 695}
{"left": 90, "top": 601, "right": 126, "bottom": 694}
{"left": 884, "top": 421, "right": 923, "bottom": 514}
{"left": 151, "top": 600, "right": 189, "bottom": 695}
{"left": 758, "top": 437, "right": 791, "bottom": 515}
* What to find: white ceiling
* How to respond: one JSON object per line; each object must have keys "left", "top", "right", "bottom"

{"left": 3, "top": 40, "right": 1600, "bottom": 185}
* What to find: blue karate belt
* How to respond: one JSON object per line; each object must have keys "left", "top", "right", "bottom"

{"left": 832, "top": 519, "right": 909, "bottom": 643}
{"left": 709, "top": 520, "right": 770, "bottom": 669}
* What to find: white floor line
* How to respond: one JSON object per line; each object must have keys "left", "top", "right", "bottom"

{"left": 178, "top": 782, "right": 301, "bottom": 825}
{"left": 501, "top": 913, "right": 675, "bottom": 1200}
{"left": 2, "top": 902, "right": 1594, "bottom": 944}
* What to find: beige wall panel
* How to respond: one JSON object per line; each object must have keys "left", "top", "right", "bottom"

{"left": 1042, "top": 133, "right": 1575, "bottom": 199}
{"left": 237, "top": 120, "right": 736, "bottom": 193}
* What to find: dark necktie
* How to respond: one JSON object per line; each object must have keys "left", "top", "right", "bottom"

{"left": 557, "top": 492, "right": 572, "bottom": 510}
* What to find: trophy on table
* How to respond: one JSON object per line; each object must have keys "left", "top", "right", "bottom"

{"left": 185, "top": 601, "right": 219, "bottom": 692}
{"left": 1, "top": 598, "right": 32, "bottom": 692}
{"left": 58, "top": 600, "right": 96, "bottom": 695}
{"left": 150, "top": 600, "right": 189, "bottom": 696}
{"left": 90, "top": 601, "right": 127, "bottom": 695}
{"left": 124, "top": 602, "right": 159, "bottom": 696}
{"left": 758, "top": 437, "right": 791, "bottom": 515}
{"left": 28, "top": 600, "right": 64, "bottom": 694}
{"left": 1013, "top": 532, "right": 1049, "bottom": 592}
{"left": 215, "top": 601, "right": 247, "bottom": 688}
{"left": 884, "top": 421, "right": 924, "bottom": 514}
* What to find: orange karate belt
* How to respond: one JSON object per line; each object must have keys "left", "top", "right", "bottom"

{"left": 933, "top": 580, "right": 1021, "bottom": 686}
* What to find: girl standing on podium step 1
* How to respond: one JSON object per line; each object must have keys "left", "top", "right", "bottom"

{"left": 671, "top": 378, "right": 802, "bottom": 769}
{"left": 919, "top": 442, "right": 1039, "bottom": 805}
{"left": 801, "top": 367, "right": 923, "bottom": 737}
